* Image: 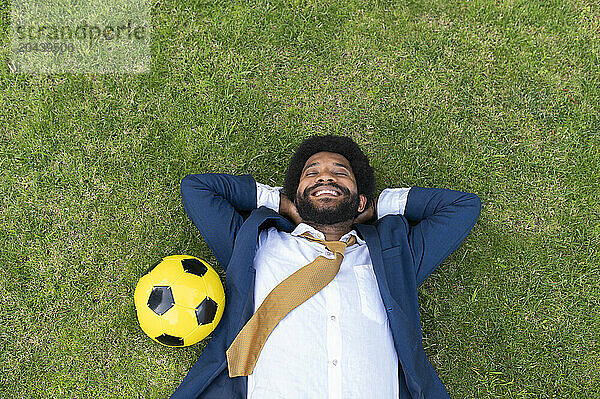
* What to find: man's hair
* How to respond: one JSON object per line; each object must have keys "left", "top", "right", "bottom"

{"left": 283, "top": 135, "right": 376, "bottom": 205}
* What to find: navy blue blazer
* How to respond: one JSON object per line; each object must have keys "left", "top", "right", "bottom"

{"left": 171, "top": 173, "right": 481, "bottom": 398}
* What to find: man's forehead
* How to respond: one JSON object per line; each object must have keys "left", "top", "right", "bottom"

{"left": 302, "top": 151, "right": 351, "bottom": 170}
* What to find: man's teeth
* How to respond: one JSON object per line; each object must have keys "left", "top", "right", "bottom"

{"left": 314, "top": 189, "right": 339, "bottom": 197}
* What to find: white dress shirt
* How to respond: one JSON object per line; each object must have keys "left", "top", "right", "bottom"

{"left": 248, "top": 183, "right": 410, "bottom": 399}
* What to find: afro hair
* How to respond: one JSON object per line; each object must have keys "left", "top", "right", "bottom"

{"left": 283, "top": 135, "right": 375, "bottom": 206}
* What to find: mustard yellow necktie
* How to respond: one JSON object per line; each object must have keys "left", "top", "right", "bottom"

{"left": 226, "top": 232, "right": 357, "bottom": 377}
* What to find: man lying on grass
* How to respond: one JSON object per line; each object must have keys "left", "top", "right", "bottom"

{"left": 171, "top": 135, "right": 481, "bottom": 398}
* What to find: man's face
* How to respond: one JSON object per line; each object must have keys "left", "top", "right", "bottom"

{"left": 295, "top": 151, "right": 367, "bottom": 225}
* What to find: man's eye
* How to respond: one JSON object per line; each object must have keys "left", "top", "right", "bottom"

{"left": 335, "top": 172, "right": 348, "bottom": 176}
{"left": 305, "top": 172, "right": 317, "bottom": 176}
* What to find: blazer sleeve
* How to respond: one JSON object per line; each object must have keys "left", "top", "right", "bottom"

{"left": 403, "top": 186, "right": 481, "bottom": 286}
{"left": 180, "top": 173, "right": 257, "bottom": 270}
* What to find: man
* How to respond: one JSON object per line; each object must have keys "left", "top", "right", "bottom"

{"left": 172, "top": 135, "right": 481, "bottom": 398}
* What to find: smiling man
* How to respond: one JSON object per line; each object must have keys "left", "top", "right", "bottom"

{"left": 172, "top": 135, "right": 481, "bottom": 399}
{"left": 282, "top": 150, "right": 369, "bottom": 239}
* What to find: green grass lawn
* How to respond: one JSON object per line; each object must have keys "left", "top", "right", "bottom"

{"left": 1, "top": 0, "right": 599, "bottom": 397}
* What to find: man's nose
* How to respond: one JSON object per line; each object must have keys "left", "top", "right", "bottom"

{"left": 316, "top": 170, "right": 336, "bottom": 182}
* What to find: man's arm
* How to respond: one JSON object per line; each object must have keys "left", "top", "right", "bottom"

{"left": 180, "top": 173, "right": 257, "bottom": 270}
{"left": 350, "top": 188, "right": 410, "bottom": 224}
{"left": 403, "top": 187, "right": 481, "bottom": 286}
{"left": 253, "top": 182, "right": 304, "bottom": 225}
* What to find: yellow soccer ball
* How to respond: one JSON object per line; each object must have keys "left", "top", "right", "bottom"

{"left": 134, "top": 255, "right": 225, "bottom": 347}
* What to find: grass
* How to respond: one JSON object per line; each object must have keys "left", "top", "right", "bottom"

{"left": 1, "top": 0, "right": 599, "bottom": 397}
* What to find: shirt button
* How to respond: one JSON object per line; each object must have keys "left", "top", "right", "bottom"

{"left": 330, "top": 315, "right": 336, "bottom": 321}
{"left": 332, "top": 359, "right": 338, "bottom": 366}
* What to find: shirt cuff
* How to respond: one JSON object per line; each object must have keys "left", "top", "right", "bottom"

{"left": 256, "top": 182, "right": 282, "bottom": 212}
{"left": 377, "top": 188, "right": 411, "bottom": 219}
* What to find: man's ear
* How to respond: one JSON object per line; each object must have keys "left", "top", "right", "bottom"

{"left": 357, "top": 194, "right": 368, "bottom": 213}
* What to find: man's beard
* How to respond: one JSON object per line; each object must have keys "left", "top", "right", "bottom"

{"left": 296, "top": 183, "right": 360, "bottom": 225}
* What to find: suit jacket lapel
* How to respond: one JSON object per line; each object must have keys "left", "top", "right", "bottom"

{"left": 355, "top": 224, "right": 393, "bottom": 304}
{"left": 356, "top": 223, "right": 426, "bottom": 398}
{"left": 357, "top": 223, "right": 420, "bottom": 335}
{"left": 226, "top": 207, "right": 294, "bottom": 346}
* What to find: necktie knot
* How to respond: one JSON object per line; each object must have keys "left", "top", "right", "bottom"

{"left": 299, "top": 232, "right": 357, "bottom": 255}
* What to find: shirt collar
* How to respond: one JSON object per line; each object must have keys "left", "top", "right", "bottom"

{"left": 291, "top": 223, "right": 366, "bottom": 245}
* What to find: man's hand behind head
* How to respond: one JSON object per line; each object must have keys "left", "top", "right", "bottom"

{"left": 353, "top": 197, "right": 377, "bottom": 225}
{"left": 279, "top": 193, "right": 303, "bottom": 225}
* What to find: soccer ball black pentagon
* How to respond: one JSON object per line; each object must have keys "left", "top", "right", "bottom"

{"left": 134, "top": 255, "right": 225, "bottom": 347}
